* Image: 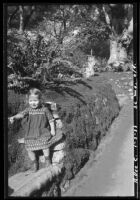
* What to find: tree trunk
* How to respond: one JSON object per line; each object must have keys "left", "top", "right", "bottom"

{"left": 102, "top": 4, "right": 133, "bottom": 71}
{"left": 118, "top": 43, "right": 128, "bottom": 63}
{"left": 108, "top": 22, "right": 133, "bottom": 69}
{"left": 128, "top": 18, "right": 133, "bottom": 35}
{"left": 108, "top": 39, "right": 119, "bottom": 66}
{"left": 107, "top": 37, "right": 129, "bottom": 71}
{"left": 19, "top": 6, "right": 24, "bottom": 33}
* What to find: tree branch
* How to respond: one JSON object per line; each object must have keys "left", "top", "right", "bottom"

{"left": 102, "top": 5, "right": 111, "bottom": 25}
{"left": 19, "top": 5, "right": 24, "bottom": 33}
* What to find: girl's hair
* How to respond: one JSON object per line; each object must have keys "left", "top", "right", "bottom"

{"left": 25, "top": 88, "right": 43, "bottom": 105}
{"left": 28, "top": 88, "right": 42, "bottom": 99}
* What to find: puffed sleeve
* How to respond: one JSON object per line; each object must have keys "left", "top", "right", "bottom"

{"left": 45, "top": 107, "right": 54, "bottom": 123}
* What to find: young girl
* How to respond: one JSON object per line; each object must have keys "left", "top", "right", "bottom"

{"left": 9, "top": 88, "right": 56, "bottom": 172}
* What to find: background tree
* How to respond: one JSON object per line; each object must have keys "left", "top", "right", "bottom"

{"left": 66, "top": 4, "right": 133, "bottom": 70}
{"left": 8, "top": 5, "right": 37, "bottom": 32}
{"left": 101, "top": 4, "right": 133, "bottom": 68}
{"left": 19, "top": 6, "right": 24, "bottom": 33}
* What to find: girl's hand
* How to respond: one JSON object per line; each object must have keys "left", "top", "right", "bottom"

{"left": 9, "top": 117, "right": 15, "bottom": 124}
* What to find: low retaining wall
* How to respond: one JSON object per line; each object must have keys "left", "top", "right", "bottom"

{"left": 9, "top": 163, "right": 63, "bottom": 197}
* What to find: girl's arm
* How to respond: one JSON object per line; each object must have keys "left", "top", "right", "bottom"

{"left": 14, "top": 113, "right": 25, "bottom": 119}
{"left": 45, "top": 106, "right": 56, "bottom": 136}
{"left": 9, "top": 113, "right": 24, "bottom": 124}
{"left": 49, "top": 119, "right": 56, "bottom": 136}
{"left": 9, "top": 108, "right": 29, "bottom": 124}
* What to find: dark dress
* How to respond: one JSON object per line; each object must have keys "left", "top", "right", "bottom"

{"left": 20, "top": 105, "right": 54, "bottom": 151}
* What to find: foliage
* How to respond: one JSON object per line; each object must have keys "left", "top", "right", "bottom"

{"left": 112, "top": 62, "right": 132, "bottom": 72}
{"left": 76, "top": 22, "right": 109, "bottom": 53}
{"left": 62, "top": 14, "right": 110, "bottom": 57}
{"left": 7, "top": 32, "right": 83, "bottom": 94}
{"left": 64, "top": 47, "right": 87, "bottom": 69}
{"left": 94, "top": 57, "right": 108, "bottom": 72}
{"left": 7, "top": 5, "right": 47, "bottom": 30}
{"left": 7, "top": 4, "right": 133, "bottom": 56}
{"left": 63, "top": 148, "right": 90, "bottom": 180}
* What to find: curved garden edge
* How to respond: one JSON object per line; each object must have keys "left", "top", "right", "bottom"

{"left": 62, "top": 97, "right": 133, "bottom": 196}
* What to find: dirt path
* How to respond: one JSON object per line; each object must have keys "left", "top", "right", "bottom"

{"left": 63, "top": 97, "right": 134, "bottom": 197}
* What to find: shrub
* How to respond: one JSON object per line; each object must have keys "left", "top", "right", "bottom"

{"left": 7, "top": 32, "right": 83, "bottom": 94}
{"left": 94, "top": 57, "right": 108, "bottom": 73}
{"left": 64, "top": 45, "right": 87, "bottom": 69}
{"left": 63, "top": 148, "right": 90, "bottom": 180}
{"left": 8, "top": 90, "right": 26, "bottom": 173}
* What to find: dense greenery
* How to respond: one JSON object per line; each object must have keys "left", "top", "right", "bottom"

{"left": 7, "top": 4, "right": 133, "bottom": 95}
{"left": 8, "top": 33, "right": 83, "bottom": 93}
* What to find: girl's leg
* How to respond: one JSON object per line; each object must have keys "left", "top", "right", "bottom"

{"left": 27, "top": 150, "right": 38, "bottom": 172}
{"left": 42, "top": 148, "right": 51, "bottom": 167}
{"left": 27, "top": 150, "right": 36, "bottom": 161}
{"left": 42, "top": 148, "right": 50, "bottom": 157}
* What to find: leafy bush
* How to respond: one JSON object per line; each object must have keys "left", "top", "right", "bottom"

{"left": 94, "top": 57, "right": 108, "bottom": 72}
{"left": 63, "top": 148, "right": 90, "bottom": 180}
{"left": 8, "top": 90, "right": 26, "bottom": 172}
{"left": 107, "top": 61, "right": 132, "bottom": 72}
{"left": 65, "top": 47, "right": 87, "bottom": 69}
{"left": 7, "top": 32, "right": 83, "bottom": 94}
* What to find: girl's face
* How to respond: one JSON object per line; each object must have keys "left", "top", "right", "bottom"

{"left": 28, "top": 95, "right": 40, "bottom": 109}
